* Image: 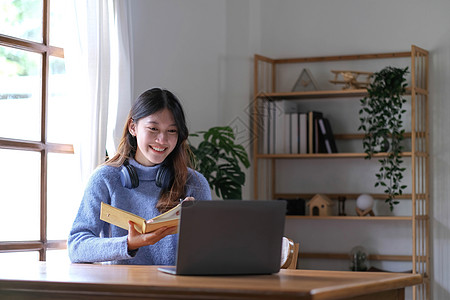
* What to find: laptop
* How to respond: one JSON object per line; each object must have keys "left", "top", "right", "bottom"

{"left": 158, "top": 200, "right": 286, "bottom": 276}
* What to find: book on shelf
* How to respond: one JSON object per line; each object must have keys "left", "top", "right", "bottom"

{"left": 318, "top": 118, "right": 338, "bottom": 153}
{"left": 262, "top": 100, "right": 269, "bottom": 154}
{"left": 308, "top": 111, "right": 325, "bottom": 154}
{"left": 265, "top": 100, "right": 282, "bottom": 154}
{"left": 260, "top": 101, "right": 337, "bottom": 155}
{"left": 263, "top": 100, "right": 277, "bottom": 154}
{"left": 270, "top": 101, "right": 276, "bottom": 154}
{"left": 290, "top": 112, "right": 308, "bottom": 154}
{"left": 100, "top": 202, "right": 180, "bottom": 234}
{"left": 299, "top": 113, "right": 308, "bottom": 154}
{"left": 290, "top": 112, "right": 299, "bottom": 154}
{"left": 273, "top": 100, "right": 296, "bottom": 154}
{"left": 283, "top": 112, "right": 291, "bottom": 154}
{"left": 261, "top": 99, "right": 296, "bottom": 154}
{"left": 275, "top": 101, "right": 288, "bottom": 154}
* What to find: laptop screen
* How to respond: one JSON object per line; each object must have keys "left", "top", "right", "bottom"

{"left": 167, "top": 200, "right": 286, "bottom": 275}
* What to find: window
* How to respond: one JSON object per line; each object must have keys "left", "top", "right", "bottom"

{"left": 0, "top": 0, "right": 79, "bottom": 262}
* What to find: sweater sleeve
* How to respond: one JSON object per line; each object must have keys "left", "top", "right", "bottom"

{"left": 67, "top": 167, "right": 133, "bottom": 263}
{"left": 185, "top": 169, "right": 212, "bottom": 201}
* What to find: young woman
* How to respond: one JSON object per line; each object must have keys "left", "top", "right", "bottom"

{"left": 68, "top": 88, "right": 212, "bottom": 265}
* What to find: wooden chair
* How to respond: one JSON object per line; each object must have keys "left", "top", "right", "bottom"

{"left": 280, "top": 237, "right": 299, "bottom": 269}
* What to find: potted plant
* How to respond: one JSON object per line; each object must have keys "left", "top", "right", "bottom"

{"left": 189, "top": 126, "right": 250, "bottom": 199}
{"left": 358, "top": 66, "right": 409, "bottom": 211}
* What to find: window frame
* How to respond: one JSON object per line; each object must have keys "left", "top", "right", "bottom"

{"left": 0, "top": 0, "right": 73, "bottom": 261}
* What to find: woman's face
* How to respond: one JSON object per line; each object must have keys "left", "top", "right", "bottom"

{"left": 129, "top": 108, "right": 178, "bottom": 166}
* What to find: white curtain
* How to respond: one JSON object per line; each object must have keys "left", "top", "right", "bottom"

{"left": 107, "top": 0, "right": 134, "bottom": 158}
{"left": 64, "top": 0, "right": 133, "bottom": 186}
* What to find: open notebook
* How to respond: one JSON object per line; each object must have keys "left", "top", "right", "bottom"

{"left": 100, "top": 202, "right": 180, "bottom": 233}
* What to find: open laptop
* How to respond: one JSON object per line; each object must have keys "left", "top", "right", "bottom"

{"left": 158, "top": 200, "right": 286, "bottom": 276}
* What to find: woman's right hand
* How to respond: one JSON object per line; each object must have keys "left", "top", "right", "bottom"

{"left": 127, "top": 221, "right": 177, "bottom": 251}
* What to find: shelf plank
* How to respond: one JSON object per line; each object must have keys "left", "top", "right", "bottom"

{"left": 334, "top": 132, "right": 416, "bottom": 140}
{"left": 275, "top": 193, "right": 414, "bottom": 200}
{"left": 256, "top": 152, "right": 413, "bottom": 159}
{"left": 271, "top": 51, "right": 412, "bottom": 64}
{"left": 256, "top": 89, "right": 367, "bottom": 100}
{"left": 256, "top": 87, "right": 415, "bottom": 101}
{"left": 300, "top": 252, "right": 414, "bottom": 262}
{"left": 286, "top": 216, "right": 412, "bottom": 221}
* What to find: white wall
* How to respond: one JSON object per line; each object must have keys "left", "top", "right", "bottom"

{"left": 129, "top": 0, "right": 255, "bottom": 199}
{"left": 129, "top": 0, "right": 226, "bottom": 132}
{"left": 129, "top": 0, "right": 450, "bottom": 298}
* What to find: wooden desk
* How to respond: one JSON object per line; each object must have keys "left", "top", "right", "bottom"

{"left": 0, "top": 262, "right": 422, "bottom": 300}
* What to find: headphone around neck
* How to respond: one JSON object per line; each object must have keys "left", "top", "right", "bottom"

{"left": 120, "top": 160, "right": 174, "bottom": 191}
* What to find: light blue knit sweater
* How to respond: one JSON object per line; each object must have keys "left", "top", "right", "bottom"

{"left": 68, "top": 159, "right": 212, "bottom": 265}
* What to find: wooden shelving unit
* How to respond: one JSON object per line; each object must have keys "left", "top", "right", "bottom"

{"left": 252, "top": 45, "right": 429, "bottom": 300}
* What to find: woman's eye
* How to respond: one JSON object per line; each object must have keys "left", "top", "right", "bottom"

{"left": 168, "top": 129, "right": 178, "bottom": 134}
{"left": 148, "top": 127, "right": 158, "bottom": 132}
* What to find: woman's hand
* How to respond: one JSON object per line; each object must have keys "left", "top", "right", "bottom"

{"left": 127, "top": 221, "right": 177, "bottom": 251}
{"left": 127, "top": 198, "right": 194, "bottom": 251}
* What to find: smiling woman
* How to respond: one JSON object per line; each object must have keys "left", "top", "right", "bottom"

{"left": 67, "top": 88, "right": 212, "bottom": 265}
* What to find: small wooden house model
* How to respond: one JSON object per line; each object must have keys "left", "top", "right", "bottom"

{"left": 307, "top": 194, "right": 334, "bottom": 216}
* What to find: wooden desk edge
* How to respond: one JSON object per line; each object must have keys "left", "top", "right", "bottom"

{"left": 0, "top": 279, "right": 309, "bottom": 300}
{"left": 0, "top": 263, "right": 424, "bottom": 300}
{"left": 309, "top": 272, "right": 423, "bottom": 300}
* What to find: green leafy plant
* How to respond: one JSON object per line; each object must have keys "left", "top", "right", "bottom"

{"left": 189, "top": 126, "right": 250, "bottom": 199}
{"left": 358, "top": 66, "right": 409, "bottom": 211}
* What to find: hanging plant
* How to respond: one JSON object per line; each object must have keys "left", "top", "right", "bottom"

{"left": 358, "top": 66, "right": 409, "bottom": 211}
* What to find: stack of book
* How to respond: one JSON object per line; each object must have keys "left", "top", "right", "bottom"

{"left": 260, "top": 100, "right": 338, "bottom": 154}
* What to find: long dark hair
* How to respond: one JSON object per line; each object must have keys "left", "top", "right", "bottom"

{"left": 105, "top": 88, "right": 193, "bottom": 212}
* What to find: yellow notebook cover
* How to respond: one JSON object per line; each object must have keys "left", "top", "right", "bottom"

{"left": 100, "top": 202, "right": 180, "bottom": 234}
